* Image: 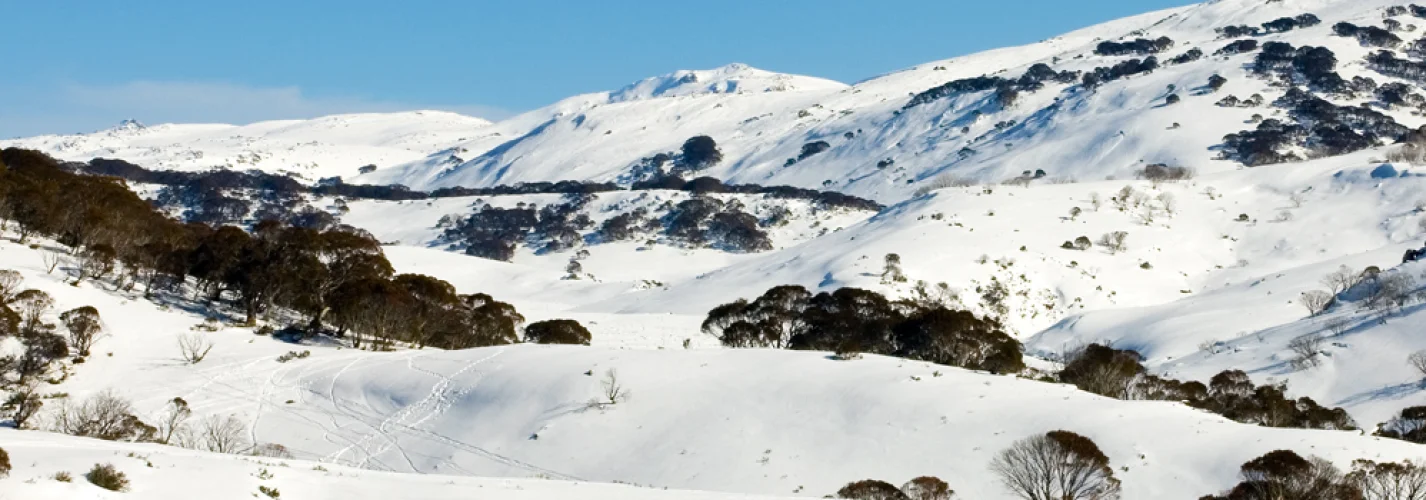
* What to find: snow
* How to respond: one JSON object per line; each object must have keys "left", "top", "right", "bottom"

{"left": 1, "top": 430, "right": 798, "bottom": 500}
{"left": 7, "top": 0, "right": 1426, "bottom": 498}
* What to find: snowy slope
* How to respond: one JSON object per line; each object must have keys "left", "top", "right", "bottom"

{"left": 0, "top": 430, "right": 799, "bottom": 500}
{"left": 11, "top": 1, "right": 1426, "bottom": 498}
{"left": 0, "top": 111, "right": 492, "bottom": 181}
{"left": 1, "top": 228, "right": 1424, "bottom": 500}
{"left": 361, "top": 0, "right": 1421, "bottom": 203}
{"left": 10, "top": 0, "right": 1416, "bottom": 205}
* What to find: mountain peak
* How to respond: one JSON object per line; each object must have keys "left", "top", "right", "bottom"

{"left": 607, "top": 63, "right": 846, "bottom": 103}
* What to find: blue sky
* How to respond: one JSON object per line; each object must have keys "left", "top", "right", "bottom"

{"left": 0, "top": 0, "right": 1189, "bottom": 138}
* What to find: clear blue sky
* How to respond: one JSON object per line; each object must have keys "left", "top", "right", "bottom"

{"left": 0, "top": 0, "right": 1189, "bottom": 138}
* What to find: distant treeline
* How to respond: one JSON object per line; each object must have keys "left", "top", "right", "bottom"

{"left": 75, "top": 158, "right": 884, "bottom": 212}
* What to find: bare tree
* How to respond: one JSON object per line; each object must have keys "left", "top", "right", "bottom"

{"left": 156, "top": 397, "right": 192, "bottom": 445}
{"left": 1, "top": 381, "right": 43, "bottom": 428}
{"left": 1289, "top": 192, "right": 1305, "bottom": 208}
{"left": 600, "top": 369, "right": 631, "bottom": 405}
{"left": 41, "top": 250, "right": 63, "bottom": 275}
{"left": 1326, "top": 317, "right": 1351, "bottom": 337}
{"left": 1410, "top": 351, "right": 1426, "bottom": 385}
{"left": 1157, "top": 192, "right": 1177, "bottom": 215}
{"left": 1300, "top": 290, "right": 1333, "bottom": 316}
{"left": 991, "top": 431, "right": 1121, "bottom": 500}
{"left": 1347, "top": 459, "right": 1426, "bottom": 500}
{"left": 49, "top": 390, "right": 152, "bottom": 441}
{"left": 1366, "top": 272, "right": 1418, "bottom": 317}
{"left": 1089, "top": 192, "right": 1103, "bottom": 212}
{"left": 177, "top": 333, "right": 214, "bottom": 364}
{"left": 1097, "top": 232, "right": 1128, "bottom": 254}
{"left": 1322, "top": 265, "right": 1360, "bottom": 295}
{"left": 60, "top": 306, "right": 103, "bottom": 356}
{"left": 12, "top": 289, "right": 54, "bottom": 333}
{"left": 0, "top": 269, "right": 22, "bottom": 303}
{"left": 195, "top": 414, "right": 249, "bottom": 454}
{"left": 1288, "top": 334, "right": 1323, "bottom": 370}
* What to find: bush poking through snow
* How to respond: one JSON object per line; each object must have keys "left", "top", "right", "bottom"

{"left": 251, "top": 443, "right": 294, "bottom": 459}
{"left": 177, "top": 333, "right": 214, "bottom": 364}
{"left": 836, "top": 479, "right": 909, "bottom": 500}
{"left": 53, "top": 471, "right": 72, "bottom": 482}
{"left": 990, "top": 431, "right": 1120, "bottom": 500}
{"left": 524, "top": 319, "right": 592, "bottom": 345}
{"left": 0, "top": 446, "right": 9, "bottom": 478}
{"left": 882, "top": 253, "right": 907, "bottom": 284}
{"left": 86, "top": 463, "right": 129, "bottom": 492}
{"left": 1097, "top": 232, "right": 1127, "bottom": 254}
{"left": 900, "top": 476, "right": 953, "bottom": 500}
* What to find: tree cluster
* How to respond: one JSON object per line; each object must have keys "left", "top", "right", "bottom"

{"left": 1333, "top": 22, "right": 1404, "bottom": 49}
{"left": 1138, "top": 164, "right": 1193, "bottom": 181}
{"left": 1376, "top": 405, "right": 1426, "bottom": 444}
{"left": 1168, "top": 47, "right": 1204, "bottom": 65}
{"left": 836, "top": 476, "right": 953, "bottom": 500}
{"left": 1215, "top": 14, "right": 1320, "bottom": 38}
{"left": 903, "top": 63, "right": 1079, "bottom": 110}
{"left": 1060, "top": 344, "right": 1354, "bottom": 430}
{"left": 1215, "top": 39, "right": 1260, "bottom": 56}
{"left": 1081, "top": 57, "right": 1160, "bottom": 89}
{"left": 0, "top": 148, "right": 521, "bottom": 351}
{"left": 1201, "top": 450, "right": 1426, "bottom": 500}
{"left": 1094, "top": 37, "right": 1174, "bottom": 56}
{"left": 703, "top": 286, "right": 1024, "bottom": 373}
{"left": 1368, "top": 50, "right": 1426, "bottom": 86}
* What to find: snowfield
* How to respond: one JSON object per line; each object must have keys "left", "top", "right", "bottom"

{"left": 0, "top": 430, "right": 800, "bottom": 500}
{"left": 10, "top": 0, "right": 1426, "bottom": 498}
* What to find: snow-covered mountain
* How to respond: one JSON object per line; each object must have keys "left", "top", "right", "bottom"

{"left": 11, "top": 0, "right": 1420, "bottom": 204}
{"left": 2, "top": 110, "right": 493, "bottom": 181}
{"left": 13, "top": 0, "right": 1426, "bottom": 498}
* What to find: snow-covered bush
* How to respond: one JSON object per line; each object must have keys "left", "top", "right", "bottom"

{"left": 85, "top": 463, "right": 129, "bottom": 492}
{"left": 524, "top": 319, "right": 592, "bottom": 345}
{"left": 836, "top": 480, "right": 908, "bottom": 500}
{"left": 704, "top": 286, "right": 1023, "bottom": 373}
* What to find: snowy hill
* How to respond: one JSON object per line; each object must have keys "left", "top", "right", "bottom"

{"left": 10, "top": 0, "right": 1422, "bottom": 205}
{"left": 2, "top": 430, "right": 798, "bottom": 500}
{"left": 360, "top": 0, "right": 1424, "bottom": 202}
{"left": 2, "top": 237, "right": 1424, "bottom": 500}
{"left": 1, "top": 110, "right": 492, "bottom": 181}
{"left": 12, "top": 0, "right": 1426, "bottom": 498}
